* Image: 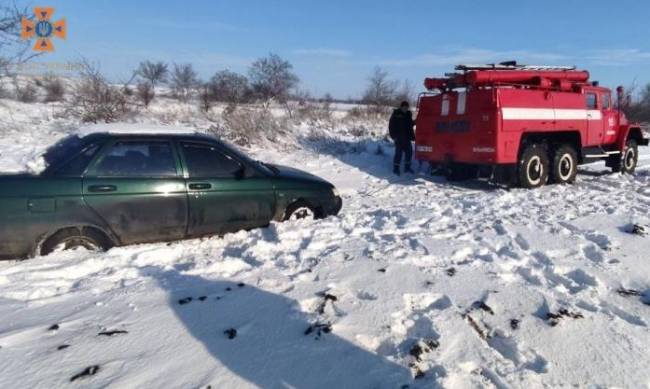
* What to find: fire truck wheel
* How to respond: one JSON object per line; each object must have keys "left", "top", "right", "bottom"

{"left": 620, "top": 138, "right": 638, "bottom": 174}
{"left": 518, "top": 144, "right": 549, "bottom": 188}
{"left": 550, "top": 145, "right": 578, "bottom": 184}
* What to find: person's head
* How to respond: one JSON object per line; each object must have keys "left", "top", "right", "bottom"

{"left": 400, "top": 101, "right": 410, "bottom": 113}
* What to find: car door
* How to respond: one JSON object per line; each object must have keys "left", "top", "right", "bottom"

{"left": 179, "top": 141, "right": 275, "bottom": 237}
{"left": 82, "top": 139, "right": 188, "bottom": 245}
{"left": 585, "top": 91, "right": 604, "bottom": 146}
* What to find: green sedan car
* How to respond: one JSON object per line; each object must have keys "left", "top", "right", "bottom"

{"left": 0, "top": 131, "right": 342, "bottom": 259}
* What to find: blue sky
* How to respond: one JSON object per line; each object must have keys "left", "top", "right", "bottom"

{"left": 25, "top": 0, "right": 650, "bottom": 99}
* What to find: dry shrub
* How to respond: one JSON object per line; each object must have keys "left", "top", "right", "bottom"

{"left": 0, "top": 79, "right": 8, "bottom": 99}
{"left": 346, "top": 106, "right": 364, "bottom": 119}
{"left": 41, "top": 74, "right": 65, "bottom": 102}
{"left": 219, "top": 106, "right": 288, "bottom": 146}
{"left": 136, "top": 82, "right": 154, "bottom": 107}
{"left": 295, "top": 101, "right": 332, "bottom": 122}
{"left": 14, "top": 79, "right": 37, "bottom": 102}
{"left": 66, "top": 61, "right": 129, "bottom": 123}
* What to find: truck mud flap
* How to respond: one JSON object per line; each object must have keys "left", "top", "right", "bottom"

{"left": 491, "top": 164, "right": 517, "bottom": 186}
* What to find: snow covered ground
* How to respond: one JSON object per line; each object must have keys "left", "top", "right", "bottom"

{"left": 1, "top": 98, "right": 650, "bottom": 388}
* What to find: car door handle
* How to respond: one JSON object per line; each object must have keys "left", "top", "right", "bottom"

{"left": 88, "top": 185, "right": 117, "bottom": 193}
{"left": 188, "top": 183, "right": 211, "bottom": 190}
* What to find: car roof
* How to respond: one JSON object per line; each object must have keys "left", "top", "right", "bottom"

{"left": 80, "top": 132, "right": 219, "bottom": 142}
{"left": 75, "top": 123, "right": 224, "bottom": 142}
{"left": 43, "top": 130, "right": 221, "bottom": 168}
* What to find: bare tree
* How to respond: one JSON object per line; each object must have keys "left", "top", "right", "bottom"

{"left": 198, "top": 82, "right": 212, "bottom": 113}
{"left": 624, "top": 83, "right": 650, "bottom": 123}
{"left": 133, "top": 61, "right": 168, "bottom": 106}
{"left": 322, "top": 93, "right": 334, "bottom": 103}
{"left": 362, "top": 67, "right": 398, "bottom": 112}
{"left": 0, "top": 3, "right": 36, "bottom": 75}
{"left": 135, "top": 61, "right": 168, "bottom": 87}
{"left": 395, "top": 79, "right": 416, "bottom": 107}
{"left": 170, "top": 63, "right": 198, "bottom": 102}
{"left": 66, "top": 60, "right": 129, "bottom": 123}
{"left": 136, "top": 82, "right": 154, "bottom": 107}
{"left": 248, "top": 53, "right": 299, "bottom": 104}
{"left": 209, "top": 70, "right": 250, "bottom": 105}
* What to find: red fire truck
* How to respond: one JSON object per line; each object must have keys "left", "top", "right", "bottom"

{"left": 415, "top": 62, "right": 648, "bottom": 188}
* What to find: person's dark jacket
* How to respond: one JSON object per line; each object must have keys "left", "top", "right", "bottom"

{"left": 388, "top": 109, "right": 415, "bottom": 144}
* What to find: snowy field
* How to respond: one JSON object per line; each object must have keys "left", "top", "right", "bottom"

{"left": 1, "top": 99, "right": 650, "bottom": 388}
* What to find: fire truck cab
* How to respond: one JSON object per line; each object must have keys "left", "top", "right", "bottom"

{"left": 415, "top": 62, "right": 648, "bottom": 188}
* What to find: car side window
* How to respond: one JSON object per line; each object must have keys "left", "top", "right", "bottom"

{"left": 182, "top": 143, "right": 242, "bottom": 178}
{"left": 92, "top": 141, "right": 177, "bottom": 177}
{"left": 586, "top": 93, "right": 598, "bottom": 110}
{"left": 602, "top": 93, "right": 611, "bottom": 110}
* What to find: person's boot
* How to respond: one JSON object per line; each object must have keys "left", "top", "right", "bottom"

{"left": 404, "top": 164, "right": 414, "bottom": 174}
{"left": 393, "top": 165, "right": 400, "bottom": 176}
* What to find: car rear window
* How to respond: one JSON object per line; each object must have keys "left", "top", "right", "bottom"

{"left": 43, "top": 135, "right": 86, "bottom": 167}
{"left": 53, "top": 144, "right": 101, "bottom": 176}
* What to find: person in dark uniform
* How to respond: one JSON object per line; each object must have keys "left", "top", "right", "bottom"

{"left": 388, "top": 101, "right": 415, "bottom": 175}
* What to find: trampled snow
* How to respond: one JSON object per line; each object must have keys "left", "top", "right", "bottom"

{"left": 1, "top": 98, "right": 650, "bottom": 388}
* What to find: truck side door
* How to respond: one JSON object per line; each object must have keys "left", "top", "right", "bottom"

{"left": 585, "top": 92, "right": 604, "bottom": 146}
{"left": 600, "top": 92, "right": 618, "bottom": 145}
{"left": 180, "top": 142, "right": 275, "bottom": 238}
{"left": 83, "top": 139, "right": 188, "bottom": 245}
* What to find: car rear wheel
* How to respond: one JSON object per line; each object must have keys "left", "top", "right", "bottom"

{"left": 40, "top": 227, "right": 111, "bottom": 256}
{"left": 283, "top": 201, "right": 318, "bottom": 221}
{"left": 550, "top": 145, "right": 578, "bottom": 184}
{"left": 518, "top": 143, "right": 549, "bottom": 188}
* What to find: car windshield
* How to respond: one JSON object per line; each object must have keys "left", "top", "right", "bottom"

{"left": 216, "top": 139, "right": 276, "bottom": 175}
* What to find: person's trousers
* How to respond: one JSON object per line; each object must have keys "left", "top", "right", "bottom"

{"left": 393, "top": 141, "right": 413, "bottom": 168}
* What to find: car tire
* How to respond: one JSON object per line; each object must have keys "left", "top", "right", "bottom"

{"left": 40, "top": 227, "right": 111, "bottom": 256}
{"left": 517, "top": 143, "right": 549, "bottom": 188}
{"left": 617, "top": 138, "right": 638, "bottom": 174}
{"left": 550, "top": 145, "right": 578, "bottom": 184}
{"left": 283, "top": 201, "right": 319, "bottom": 221}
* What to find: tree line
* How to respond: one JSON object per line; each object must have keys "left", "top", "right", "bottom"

{"left": 115, "top": 54, "right": 299, "bottom": 112}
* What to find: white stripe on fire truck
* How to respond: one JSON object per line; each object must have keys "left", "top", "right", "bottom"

{"left": 501, "top": 108, "right": 602, "bottom": 121}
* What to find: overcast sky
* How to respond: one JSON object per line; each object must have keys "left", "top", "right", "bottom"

{"left": 25, "top": 0, "right": 650, "bottom": 99}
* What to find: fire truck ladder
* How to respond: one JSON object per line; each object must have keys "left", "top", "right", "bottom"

{"left": 455, "top": 62, "right": 576, "bottom": 72}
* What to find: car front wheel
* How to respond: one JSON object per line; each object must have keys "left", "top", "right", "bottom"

{"left": 283, "top": 201, "right": 319, "bottom": 221}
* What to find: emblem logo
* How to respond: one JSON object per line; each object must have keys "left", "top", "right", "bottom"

{"left": 21, "top": 7, "right": 66, "bottom": 52}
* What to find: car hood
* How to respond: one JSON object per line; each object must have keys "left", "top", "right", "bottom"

{"left": 268, "top": 164, "right": 332, "bottom": 186}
